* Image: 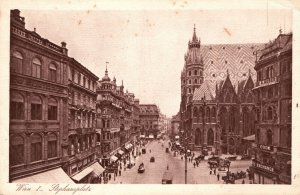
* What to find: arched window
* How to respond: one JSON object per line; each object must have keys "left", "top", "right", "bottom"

{"left": 32, "top": 58, "right": 41, "bottom": 78}
{"left": 188, "top": 88, "right": 192, "bottom": 93}
{"left": 10, "top": 93, "right": 24, "bottom": 120}
{"left": 47, "top": 133, "right": 57, "bottom": 158}
{"left": 194, "top": 70, "right": 198, "bottom": 75}
{"left": 49, "top": 63, "right": 57, "bottom": 82}
{"left": 247, "top": 93, "right": 253, "bottom": 103}
{"left": 206, "top": 107, "right": 210, "bottom": 120}
{"left": 199, "top": 107, "right": 204, "bottom": 119}
{"left": 211, "top": 107, "right": 216, "bottom": 119}
{"left": 10, "top": 135, "right": 25, "bottom": 165}
{"left": 193, "top": 107, "right": 198, "bottom": 118}
{"left": 267, "top": 106, "right": 273, "bottom": 120}
{"left": 31, "top": 134, "right": 42, "bottom": 162}
{"left": 195, "top": 128, "right": 201, "bottom": 145}
{"left": 11, "top": 51, "right": 23, "bottom": 73}
{"left": 31, "top": 95, "right": 42, "bottom": 120}
{"left": 189, "top": 71, "right": 191, "bottom": 76}
{"left": 225, "top": 93, "right": 231, "bottom": 103}
{"left": 267, "top": 129, "right": 273, "bottom": 145}
{"left": 48, "top": 98, "right": 58, "bottom": 120}
{"left": 207, "top": 129, "right": 214, "bottom": 146}
{"left": 188, "top": 80, "right": 191, "bottom": 84}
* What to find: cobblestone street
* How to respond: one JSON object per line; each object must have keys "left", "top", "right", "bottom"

{"left": 108, "top": 139, "right": 252, "bottom": 184}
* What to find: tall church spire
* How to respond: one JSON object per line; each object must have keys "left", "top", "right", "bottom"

{"left": 189, "top": 25, "right": 200, "bottom": 49}
{"left": 192, "top": 24, "right": 198, "bottom": 42}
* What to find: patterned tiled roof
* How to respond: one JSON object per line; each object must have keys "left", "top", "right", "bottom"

{"left": 193, "top": 81, "right": 214, "bottom": 101}
{"left": 196, "top": 43, "right": 264, "bottom": 96}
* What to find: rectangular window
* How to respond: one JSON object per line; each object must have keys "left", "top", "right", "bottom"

{"left": 48, "top": 105, "right": 57, "bottom": 120}
{"left": 31, "top": 103, "right": 42, "bottom": 120}
{"left": 10, "top": 102, "right": 24, "bottom": 119}
{"left": 47, "top": 140, "right": 57, "bottom": 158}
{"left": 32, "top": 64, "right": 41, "bottom": 78}
{"left": 31, "top": 142, "right": 42, "bottom": 162}
{"left": 49, "top": 69, "right": 56, "bottom": 82}
{"left": 10, "top": 144, "right": 24, "bottom": 165}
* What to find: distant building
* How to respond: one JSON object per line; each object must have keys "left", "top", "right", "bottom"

{"left": 171, "top": 113, "right": 180, "bottom": 137}
{"left": 179, "top": 26, "right": 264, "bottom": 155}
{"left": 251, "top": 32, "right": 292, "bottom": 184}
{"left": 139, "top": 104, "right": 159, "bottom": 138}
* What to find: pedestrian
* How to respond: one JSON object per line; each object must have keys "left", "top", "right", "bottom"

{"left": 181, "top": 156, "right": 183, "bottom": 160}
{"left": 109, "top": 174, "right": 111, "bottom": 180}
{"left": 217, "top": 173, "right": 220, "bottom": 181}
{"left": 193, "top": 162, "right": 196, "bottom": 168}
{"left": 167, "top": 165, "right": 169, "bottom": 170}
{"left": 150, "top": 149, "right": 151, "bottom": 153}
{"left": 210, "top": 170, "right": 212, "bottom": 175}
{"left": 119, "top": 169, "right": 121, "bottom": 176}
{"left": 214, "top": 169, "right": 216, "bottom": 175}
{"left": 99, "top": 176, "right": 102, "bottom": 184}
{"left": 242, "top": 179, "right": 245, "bottom": 184}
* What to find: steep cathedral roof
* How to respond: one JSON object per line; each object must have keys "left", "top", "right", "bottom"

{"left": 193, "top": 81, "right": 214, "bottom": 101}
{"left": 197, "top": 43, "right": 264, "bottom": 95}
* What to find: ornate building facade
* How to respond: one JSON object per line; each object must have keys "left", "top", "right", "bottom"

{"left": 65, "top": 58, "right": 99, "bottom": 183}
{"left": 96, "top": 67, "right": 137, "bottom": 166}
{"left": 251, "top": 32, "right": 292, "bottom": 184}
{"left": 180, "top": 27, "right": 263, "bottom": 155}
{"left": 9, "top": 9, "right": 70, "bottom": 182}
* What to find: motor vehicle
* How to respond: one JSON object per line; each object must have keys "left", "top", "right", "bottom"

{"left": 142, "top": 148, "right": 146, "bottom": 154}
{"left": 202, "top": 148, "right": 208, "bottom": 156}
{"left": 165, "top": 148, "right": 169, "bottom": 153}
{"left": 208, "top": 156, "right": 220, "bottom": 162}
{"left": 138, "top": 163, "right": 145, "bottom": 173}
{"left": 195, "top": 155, "right": 205, "bottom": 161}
{"left": 227, "top": 156, "right": 237, "bottom": 161}
{"left": 162, "top": 171, "right": 173, "bottom": 184}
{"left": 150, "top": 157, "right": 155, "bottom": 162}
{"left": 208, "top": 160, "right": 218, "bottom": 168}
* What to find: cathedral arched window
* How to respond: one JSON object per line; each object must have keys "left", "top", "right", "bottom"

{"left": 247, "top": 93, "right": 253, "bottom": 103}
{"left": 193, "top": 107, "right": 198, "bottom": 118}
{"left": 206, "top": 107, "right": 210, "bottom": 120}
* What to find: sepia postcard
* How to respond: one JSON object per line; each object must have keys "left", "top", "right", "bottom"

{"left": 0, "top": 0, "right": 300, "bottom": 194}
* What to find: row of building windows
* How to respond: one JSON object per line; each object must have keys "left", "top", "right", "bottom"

{"left": 69, "top": 134, "right": 95, "bottom": 155}
{"left": 70, "top": 69, "right": 96, "bottom": 92}
{"left": 72, "top": 91, "right": 96, "bottom": 108}
{"left": 11, "top": 51, "right": 59, "bottom": 83}
{"left": 188, "top": 70, "right": 202, "bottom": 77}
{"left": 10, "top": 93, "right": 58, "bottom": 120}
{"left": 10, "top": 133, "right": 58, "bottom": 166}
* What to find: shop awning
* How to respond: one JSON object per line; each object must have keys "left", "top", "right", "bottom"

{"left": 243, "top": 134, "right": 255, "bottom": 141}
{"left": 175, "top": 135, "right": 180, "bottom": 139}
{"left": 72, "top": 167, "right": 94, "bottom": 182}
{"left": 125, "top": 144, "right": 133, "bottom": 150}
{"left": 118, "top": 150, "right": 125, "bottom": 155}
{"left": 13, "top": 167, "right": 74, "bottom": 183}
{"left": 110, "top": 155, "right": 118, "bottom": 162}
{"left": 90, "top": 162, "right": 105, "bottom": 176}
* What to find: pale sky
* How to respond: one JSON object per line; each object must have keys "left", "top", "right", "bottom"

{"left": 20, "top": 8, "right": 292, "bottom": 117}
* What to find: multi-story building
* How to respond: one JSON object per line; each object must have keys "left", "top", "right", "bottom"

{"left": 251, "top": 32, "right": 292, "bottom": 184}
{"left": 9, "top": 9, "right": 71, "bottom": 182}
{"left": 131, "top": 98, "right": 140, "bottom": 142}
{"left": 171, "top": 112, "right": 180, "bottom": 137}
{"left": 96, "top": 68, "right": 136, "bottom": 166}
{"left": 179, "top": 26, "right": 263, "bottom": 155}
{"left": 65, "top": 58, "right": 99, "bottom": 183}
{"left": 139, "top": 104, "right": 159, "bottom": 138}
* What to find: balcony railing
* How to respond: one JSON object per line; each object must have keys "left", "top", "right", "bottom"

{"left": 256, "top": 77, "right": 278, "bottom": 87}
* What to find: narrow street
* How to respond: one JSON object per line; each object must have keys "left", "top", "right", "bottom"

{"left": 109, "top": 139, "right": 252, "bottom": 184}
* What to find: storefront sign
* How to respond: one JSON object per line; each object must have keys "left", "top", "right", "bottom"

{"left": 259, "top": 144, "right": 273, "bottom": 151}
{"left": 255, "top": 162, "right": 274, "bottom": 173}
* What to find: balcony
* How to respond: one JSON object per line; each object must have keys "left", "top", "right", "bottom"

{"left": 255, "top": 77, "right": 278, "bottom": 88}
{"left": 276, "top": 146, "right": 291, "bottom": 155}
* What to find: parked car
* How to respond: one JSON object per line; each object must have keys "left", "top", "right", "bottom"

{"left": 142, "top": 148, "right": 146, "bottom": 154}
{"left": 162, "top": 171, "right": 173, "bottom": 184}
{"left": 150, "top": 157, "right": 155, "bottom": 162}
